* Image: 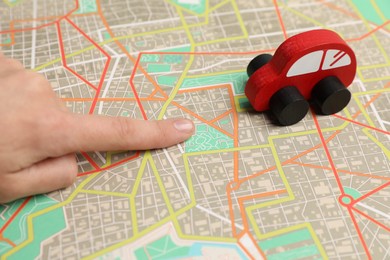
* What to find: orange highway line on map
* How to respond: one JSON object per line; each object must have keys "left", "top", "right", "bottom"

{"left": 318, "top": 0, "right": 390, "bottom": 34}
{"left": 279, "top": 82, "right": 388, "bottom": 167}
{"left": 273, "top": 0, "right": 287, "bottom": 39}
{"left": 352, "top": 181, "right": 390, "bottom": 205}
{"left": 226, "top": 183, "right": 239, "bottom": 237}
{"left": 313, "top": 112, "right": 345, "bottom": 192}
{"left": 64, "top": 16, "right": 112, "bottom": 114}
{"left": 348, "top": 20, "right": 390, "bottom": 42}
{"left": 56, "top": 16, "right": 113, "bottom": 117}
{"left": 210, "top": 80, "right": 242, "bottom": 240}
{"left": 0, "top": 23, "right": 14, "bottom": 47}
{"left": 96, "top": 0, "right": 169, "bottom": 103}
{"left": 78, "top": 152, "right": 140, "bottom": 177}
{"left": 136, "top": 60, "right": 169, "bottom": 100}
{"left": 208, "top": 109, "right": 234, "bottom": 124}
{"left": 348, "top": 207, "right": 372, "bottom": 259}
{"left": 313, "top": 104, "right": 386, "bottom": 260}
{"left": 148, "top": 87, "right": 164, "bottom": 100}
{"left": 238, "top": 189, "right": 288, "bottom": 231}
{"left": 333, "top": 114, "right": 390, "bottom": 135}
{"left": 360, "top": 90, "right": 384, "bottom": 110}
{"left": 171, "top": 101, "right": 234, "bottom": 139}
{"left": 360, "top": 81, "right": 389, "bottom": 105}
{"left": 0, "top": 235, "right": 16, "bottom": 247}
{"left": 144, "top": 49, "right": 277, "bottom": 56}
{"left": 237, "top": 240, "right": 256, "bottom": 260}
{"left": 332, "top": 81, "right": 390, "bottom": 134}
{"left": 60, "top": 97, "right": 166, "bottom": 102}
{"left": 10, "top": 11, "right": 96, "bottom": 24}
{"left": 95, "top": 0, "right": 153, "bottom": 120}
{"left": 176, "top": 84, "right": 238, "bottom": 141}
{"left": 1, "top": 12, "right": 89, "bottom": 47}
{"left": 226, "top": 166, "right": 278, "bottom": 237}
{"left": 281, "top": 131, "right": 340, "bottom": 166}
{"left": 0, "top": 0, "right": 79, "bottom": 35}
{"left": 351, "top": 206, "right": 390, "bottom": 233}
{"left": 0, "top": 197, "right": 31, "bottom": 234}
{"left": 238, "top": 166, "right": 278, "bottom": 184}
{"left": 225, "top": 167, "right": 276, "bottom": 237}
{"left": 289, "top": 160, "right": 390, "bottom": 181}
{"left": 81, "top": 152, "right": 100, "bottom": 170}
{"left": 237, "top": 228, "right": 267, "bottom": 259}
{"left": 226, "top": 85, "right": 240, "bottom": 183}
{"left": 56, "top": 21, "right": 99, "bottom": 92}
{"left": 98, "top": 44, "right": 149, "bottom": 121}
{"left": 126, "top": 50, "right": 148, "bottom": 120}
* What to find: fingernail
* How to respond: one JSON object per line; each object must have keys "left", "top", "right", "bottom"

{"left": 174, "top": 119, "right": 194, "bottom": 133}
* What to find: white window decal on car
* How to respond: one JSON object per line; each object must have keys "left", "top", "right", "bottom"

{"left": 322, "top": 49, "right": 351, "bottom": 70}
{"left": 287, "top": 50, "right": 323, "bottom": 77}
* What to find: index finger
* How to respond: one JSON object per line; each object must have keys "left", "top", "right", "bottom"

{"left": 49, "top": 114, "right": 194, "bottom": 155}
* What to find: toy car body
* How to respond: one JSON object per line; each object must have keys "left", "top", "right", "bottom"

{"left": 245, "top": 29, "right": 357, "bottom": 125}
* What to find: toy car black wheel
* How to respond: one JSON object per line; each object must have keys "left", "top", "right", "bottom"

{"left": 311, "top": 76, "right": 351, "bottom": 115}
{"left": 269, "top": 86, "right": 310, "bottom": 126}
{"left": 247, "top": 54, "right": 273, "bottom": 77}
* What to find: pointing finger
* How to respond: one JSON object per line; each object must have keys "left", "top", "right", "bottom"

{"left": 53, "top": 115, "right": 194, "bottom": 154}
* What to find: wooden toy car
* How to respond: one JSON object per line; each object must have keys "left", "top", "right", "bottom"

{"left": 245, "top": 29, "right": 357, "bottom": 126}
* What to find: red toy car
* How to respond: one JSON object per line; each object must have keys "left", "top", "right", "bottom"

{"left": 245, "top": 29, "right": 357, "bottom": 126}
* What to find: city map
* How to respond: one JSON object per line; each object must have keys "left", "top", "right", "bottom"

{"left": 0, "top": 0, "right": 389, "bottom": 259}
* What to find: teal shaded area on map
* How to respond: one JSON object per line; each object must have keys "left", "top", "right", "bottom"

{"left": 0, "top": 196, "right": 66, "bottom": 259}
{"left": 238, "top": 96, "right": 252, "bottom": 110}
{"left": 171, "top": 0, "right": 206, "bottom": 14}
{"left": 103, "top": 32, "right": 111, "bottom": 40}
{"left": 185, "top": 124, "right": 233, "bottom": 152}
{"left": 134, "top": 235, "right": 248, "bottom": 259}
{"left": 142, "top": 54, "right": 160, "bottom": 63}
{"left": 162, "top": 46, "right": 191, "bottom": 53}
{"left": 163, "top": 55, "right": 183, "bottom": 64}
{"left": 267, "top": 244, "right": 320, "bottom": 260}
{"left": 344, "top": 187, "right": 362, "bottom": 199}
{"left": 259, "top": 228, "right": 322, "bottom": 259}
{"left": 158, "top": 75, "right": 178, "bottom": 87}
{"left": 143, "top": 46, "right": 191, "bottom": 75}
{"left": 2, "top": 38, "right": 11, "bottom": 44}
{"left": 181, "top": 72, "right": 247, "bottom": 94}
{"left": 75, "top": 0, "right": 97, "bottom": 14}
{"left": 351, "top": 0, "right": 390, "bottom": 24}
{"left": 141, "top": 46, "right": 191, "bottom": 64}
{"left": 147, "top": 64, "right": 171, "bottom": 73}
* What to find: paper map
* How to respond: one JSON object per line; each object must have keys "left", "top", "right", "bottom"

{"left": 0, "top": 0, "right": 389, "bottom": 259}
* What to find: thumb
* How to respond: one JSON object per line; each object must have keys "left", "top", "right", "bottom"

{"left": 56, "top": 115, "right": 195, "bottom": 154}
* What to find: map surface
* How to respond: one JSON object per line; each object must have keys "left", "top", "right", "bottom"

{"left": 0, "top": 0, "right": 389, "bottom": 259}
